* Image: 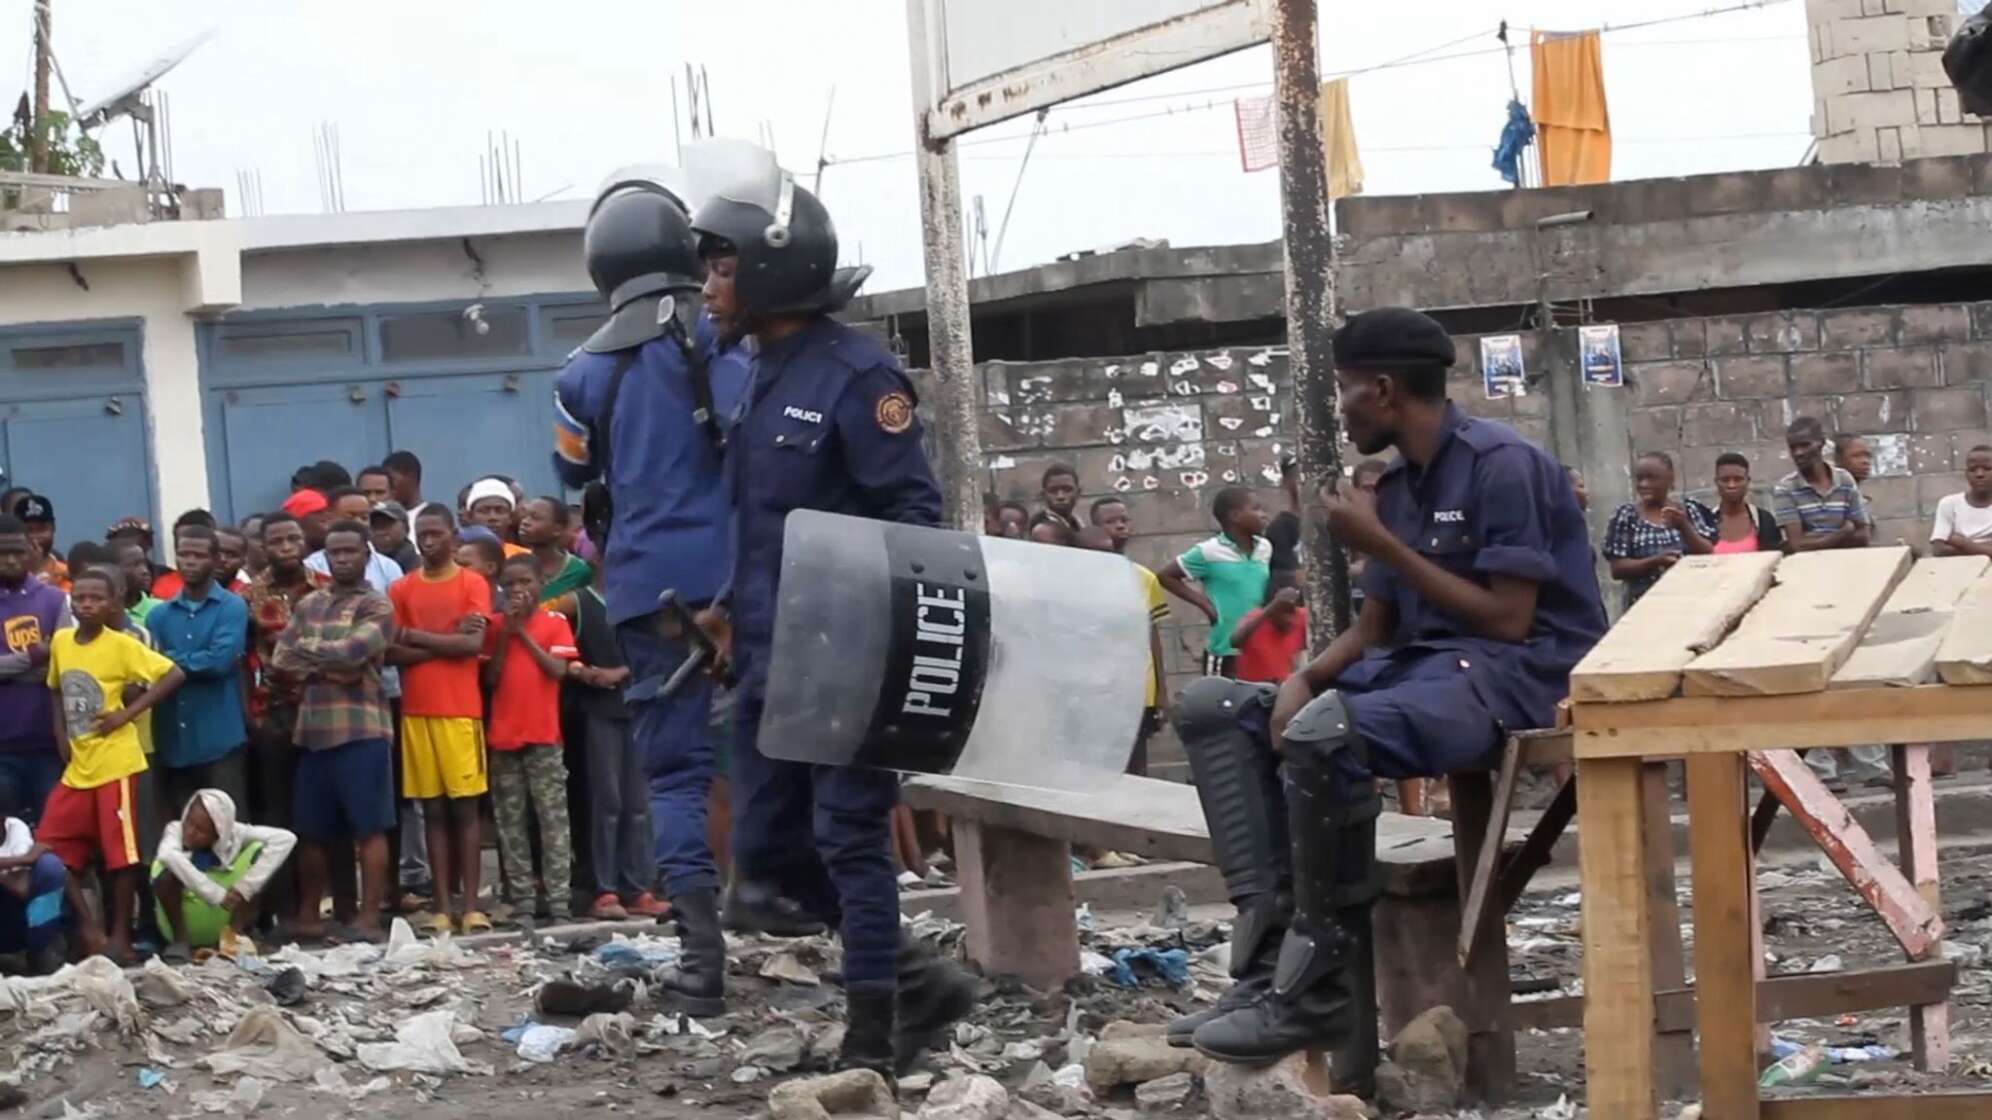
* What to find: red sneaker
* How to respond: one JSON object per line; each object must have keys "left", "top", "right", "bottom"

{"left": 626, "top": 892, "right": 671, "bottom": 919}
{"left": 589, "top": 893, "right": 630, "bottom": 921}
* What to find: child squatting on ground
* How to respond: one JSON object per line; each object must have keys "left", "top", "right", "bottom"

{"left": 151, "top": 788, "right": 296, "bottom": 958}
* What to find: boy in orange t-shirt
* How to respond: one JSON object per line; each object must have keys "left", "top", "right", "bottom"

{"left": 387, "top": 507, "right": 492, "bottom": 934}
{"left": 483, "top": 555, "right": 578, "bottom": 927}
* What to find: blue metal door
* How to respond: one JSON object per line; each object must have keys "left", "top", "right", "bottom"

{"left": 384, "top": 371, "right": 558, "bottom": 509}
{"left": 215, "top": 383, "right": 388, "bottom": 521}
{"left": 3, "top": 395, "right": 151, "bottom": 555}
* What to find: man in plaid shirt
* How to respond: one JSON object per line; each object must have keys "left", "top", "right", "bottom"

{"left": 271, "top": 520, "right": 397, "bottom": 942}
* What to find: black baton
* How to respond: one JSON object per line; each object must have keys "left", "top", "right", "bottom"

{"left": 657, "top": 589, "right": 720, "bottom": 698}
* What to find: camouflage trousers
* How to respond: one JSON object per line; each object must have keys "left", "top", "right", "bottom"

{"left": 490, "top": 744, "right": 572, "bottom": 917}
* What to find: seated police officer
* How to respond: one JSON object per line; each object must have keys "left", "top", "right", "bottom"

{"left": 1171, "top": 307, "right": 1606, "bottom": 1071}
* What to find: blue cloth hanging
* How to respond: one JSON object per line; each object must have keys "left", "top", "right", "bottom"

{"left": 1492, "top": 98, "right": 1536, "bottom": 186}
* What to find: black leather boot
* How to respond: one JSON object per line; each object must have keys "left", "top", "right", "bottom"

{"left": 1168, "top": 892, "right": 1288, "bottom": 1047}
{"left": 1166, "top": 679, "right": 1293, "bottom": 1049}
{"left": 656, "top": 888, "right": 725, "bottom": 1017}
{"left": 892, "top": 943, "right": 976, "bottom": 1074}
{"left": 1193, "top": 690, "right": 1375, "bottom": 1067}
{"left": 722, "top": 879, "right": 828, "bottom": 938}
{"left": 838, "top": 982, "right": 898, "bottom": 1082}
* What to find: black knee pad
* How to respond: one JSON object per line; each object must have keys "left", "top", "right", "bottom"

{"left": 1172, "top": 676, "right": 1275, "bottom": 746}
{"left": 1175, "top": 678, "right": 1288, "bottom": 905}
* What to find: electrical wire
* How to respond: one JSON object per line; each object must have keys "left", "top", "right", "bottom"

{"left": 826, "top": 0, "right": 1801, "bottom": 169}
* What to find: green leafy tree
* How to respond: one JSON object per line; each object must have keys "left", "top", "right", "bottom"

{"left": 0, "top": 106, "right": 106, "bottom": 178}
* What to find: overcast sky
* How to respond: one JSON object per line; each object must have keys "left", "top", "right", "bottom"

{"left": 13, "top": 0, "right": 1812, "bottom": 292}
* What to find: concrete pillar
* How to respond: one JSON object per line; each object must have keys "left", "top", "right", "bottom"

{"left": 1807, "top": 0, "right": 1985, "bottom": 164}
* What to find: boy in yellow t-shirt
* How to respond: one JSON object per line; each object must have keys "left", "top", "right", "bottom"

{"left": 40, "top": 567, "right": 184, "bottom": 962}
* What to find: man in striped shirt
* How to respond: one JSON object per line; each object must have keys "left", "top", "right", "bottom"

{"left": 1772, "top": 416, "right": 1871, "bottom": 553}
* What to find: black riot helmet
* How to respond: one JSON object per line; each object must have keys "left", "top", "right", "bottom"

{"left": 578, "top": 179, "right": 704, "bottom": 353}
{"left": 691, "top": 167, "right": 867, "bottom": 318}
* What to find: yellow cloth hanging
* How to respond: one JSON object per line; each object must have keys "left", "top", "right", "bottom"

{"left": 1530, "top": 29, "right": 1611, "bottom": 186}
{"left": 1319, "top": 77, "right": 1364, "bottom": 199}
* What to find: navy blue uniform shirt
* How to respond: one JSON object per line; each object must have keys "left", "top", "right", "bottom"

{"left": 725, "top": 317, "right": 943, "bottom": 680}
{"left": 1346, "top": 402, "right": 1605, "bottom": 747}
{"left": 554, "top": 325, "right": 747, "bottom": 625}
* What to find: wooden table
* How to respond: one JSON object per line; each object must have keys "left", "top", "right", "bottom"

{"left": 1569, "top": 548, "right": 1992, "bottom": 1119}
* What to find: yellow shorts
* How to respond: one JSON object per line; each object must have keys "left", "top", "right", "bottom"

{"left": 401, "top": 716, "right": 487, "bottom": 800}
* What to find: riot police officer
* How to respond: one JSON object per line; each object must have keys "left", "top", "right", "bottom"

{"left": 552, "top": 171, "right": 744, "bottom": 1016}
{"left": 688, "top": 161, "right": 973, "bottom": 1077}
{"left": 1170, "top": 308, "right": 1605, "bottom": 1078}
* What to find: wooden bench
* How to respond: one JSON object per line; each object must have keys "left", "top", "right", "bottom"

{"left": 903, "top": 770, "right": 1533, "bottom": 1100}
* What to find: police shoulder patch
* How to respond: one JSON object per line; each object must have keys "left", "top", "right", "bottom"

{"left": 874, "top": 391, "right": 914, "bottom": 434}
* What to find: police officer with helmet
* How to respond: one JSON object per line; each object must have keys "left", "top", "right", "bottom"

{"left": 551, "top": 169, "right": 745, "bottom": 1016}
{"left": 688, "top": 157, "right": 974, "bottom": 1077}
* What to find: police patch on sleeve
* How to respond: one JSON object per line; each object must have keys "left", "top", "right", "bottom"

{"left": 874, "top": 391, "right": 915, "bottom": 434}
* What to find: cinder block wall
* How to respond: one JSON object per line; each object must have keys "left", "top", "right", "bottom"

{"left": 1809, "top": 0, "right": 1983, "bottom": 161}
{"left": 953, "top": 300, "right": 1992, "bottom": 776}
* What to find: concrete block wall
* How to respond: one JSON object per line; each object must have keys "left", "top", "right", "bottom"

{"left": 1808, "top": 0, "right": 1983, "bottom": 162}
{"left": 1444, "top": 303, "right": 1992, "bottom": 549}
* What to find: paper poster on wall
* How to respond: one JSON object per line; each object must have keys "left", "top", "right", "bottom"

{"left": 1579, "top": 323, "right": 1624, "bottom": 387}
{"left": 1480, "top": 334, "right": 1525, "bottom": 399}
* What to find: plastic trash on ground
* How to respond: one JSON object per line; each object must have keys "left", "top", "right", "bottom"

{"left": 515, "top": 1023, "right": 575, "bottom": 1063}
{"left": 1102, "top": 947, "right": 1191, "bottom": 988}
{"left": 355, "top": 1009, "right": 490, "bottom": 1076}
{"left": 201, "top": 1006, "right": 333, "bottom": 1082}
{"left": 1760, "top": 1043, "right": 1828, "bottom": 1088}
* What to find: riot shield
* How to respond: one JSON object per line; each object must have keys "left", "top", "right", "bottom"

{"left": 757, "top": 511, "right": 1152, "bottom": 793}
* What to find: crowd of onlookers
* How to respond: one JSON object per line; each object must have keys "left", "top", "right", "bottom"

{"left": 2, "top": 406, "right": 1987, "bottom": 970}
{"left": 0, "top": 451, "right": 661, "bottom": 970}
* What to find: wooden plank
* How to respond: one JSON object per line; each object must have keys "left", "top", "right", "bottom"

{"left": 1443, "top": 773, "right": 1516, "bottom": 1104}
{"left": 1574, "top": 684, "right": 1992, "bottom": 759}
{"left": 1577, "top": 757, "right": 1657, "bottom": 1120}
{"left": 1683, "top": 546, "right": 1912, "bottom": 696}
{"left": 1509, "top": 960, "right": 1958, "bottom": 1032}
{"left": 1833, "top": 556, "right": 1991, "bottom": 687}
{"left": 1687, "top": 752, "right": 1762, "bottom": 1120}
{"left": 1893, "top": 743, "right": 1950, "bottom": 1073}
{"left": 1750, "top": 749, "right": 1945, "bottom": 958}
{"left": 1570, "top": 552, "right": 1780, "bottom": 702}
{"left": 1456, "top": 736, "right": 1524, "bottom": 966}
{"left": 1934, "top": 568, "right": 1992, "bottom": 685}
{"left": 1641, "top": 763, "right": 1696, "bottom": 1101}
{"left": 1760, "top": 1093, "right": 1992, "bottom": 1120}
{"left": 1496, "top": 778, "right": 1575, "bottom": 916}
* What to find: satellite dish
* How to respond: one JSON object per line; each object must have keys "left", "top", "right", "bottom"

{"left": 77, "top": 29, "right": 214, "bottom": 128}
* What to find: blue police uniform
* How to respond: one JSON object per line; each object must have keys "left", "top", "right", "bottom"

{"left": 1322, "top": 402, "right": 1605, "bottom": 778}
{"left": 724, "top": 315, "right": 942, "bottom": 987}
{"left": 553, "top": 328, "right": 747, "bottom": 899}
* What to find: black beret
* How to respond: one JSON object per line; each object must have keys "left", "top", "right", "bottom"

{"left": 1332, "top": 307, "right": 1455, "bottom": 370}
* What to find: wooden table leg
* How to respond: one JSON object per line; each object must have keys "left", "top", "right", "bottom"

{"left": 1445, "top": 772, "right": 1515, "bottom": 1104}
{"left": 1641, "top": 762, "right": 1697, "bottom": 1100}
{"left": 1893, "top": 743, "right": 1950, "bottom": 1073}
{"left": 1687, "top": 753, "right": 1761, "bottom": 1120}
{"left": 1578, "top": 757, "right": 1657, "bottom": 1120}
{"left": 953, "top": 819, "right": 1079, "bottom": 990}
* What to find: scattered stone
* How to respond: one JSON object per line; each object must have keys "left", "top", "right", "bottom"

{"left": 762, "top": 952, "right": 822, "bottom": 986}
{"left": 807, "top": 1023, "right": 848, "bottom": 1069}
{"left": 899, "top": 1072, "right": 935, "bottom": 1094}
{"left": 1005, "top": 1099, "right": 1064, "bottom": 1120}
{"left": 731, "top": 1065, "right": 768, "bottom": 1085}
{"left": 1204, "top": 1052, "right": 1366, "bottom": 1120}
{"left": 917, "top": 1074, "right": 1009, "bottom": 1120}
{"left": 1134, "top": 1071, "right": 1195, "bottom": 1112}
{"left": 1001, "top": 1040, "right": 1044, "bottom": 1063}
{"left": 1379, "top": 1005, "right": 1467, "bottom": 1113}
{"left": 1084, "top": 1036, "right": 1207, "bottom": 1091}
{"left": 1807, "top": 954, "right": 1844, "bottom": 973}
{"left": 1100, "top": 1021, "right": 1167, "bottom": 1042}
{"left": 742, "top": 1025, "right": 808, "bottom": 1072}
{"left": 768, "top": 1069, "right": 900, "bottom": 1120}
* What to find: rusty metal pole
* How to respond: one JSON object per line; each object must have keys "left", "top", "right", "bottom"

{"left": 905, "top": 0, "right": 983, "bottom": 531}
{"left": 30, "top": 0, "right": 53, "bottom": 174}
{"left": 1271, "top": 0, "right": 1349, "bottom": 644}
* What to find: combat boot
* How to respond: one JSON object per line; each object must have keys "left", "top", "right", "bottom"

{"left": 655, "top": 888, "right": 725, "bottom": 1017}
{"left": 892, "top": 943, "right": 976, "bottom": 1074}
{"left": 723, "top": 879, "right": 828, "bottom": 938}
{"left": 838, "top": 982, "right": 898, "bottom": 1083}
{"left": 1167, "top": 892, "right": 1287, "bottom": 1047}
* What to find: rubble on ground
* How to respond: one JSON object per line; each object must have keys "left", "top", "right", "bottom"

{"left": 0, "top": 849, "right": 1989, "bottom": 1119}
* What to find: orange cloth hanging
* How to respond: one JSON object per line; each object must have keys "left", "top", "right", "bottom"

{"left": 1530, "top": 29, "right": 1611, "bottom": 186}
